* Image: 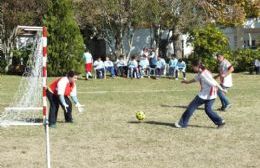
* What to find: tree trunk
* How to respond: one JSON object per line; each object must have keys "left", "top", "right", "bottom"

{"left": 172, "top": 27, "right": 183, "bottom": 58}
{"left": 126, "top": 26, "right": 135, "bottom": 61}
{"left": 114, "top": 29, "right": 124, "bottom": 58}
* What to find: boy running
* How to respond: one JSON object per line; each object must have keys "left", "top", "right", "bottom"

{"left": 175, "top": 60, "right": 226, "bottom": 128}
{"left": 214, "top": 53, "right": 234, "bottom": 111}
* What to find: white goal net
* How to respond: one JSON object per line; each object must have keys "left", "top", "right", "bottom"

{"left": 0, "top": 26, "right": 44, "bottom": 126}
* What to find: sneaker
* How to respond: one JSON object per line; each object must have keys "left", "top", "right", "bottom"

{"left": 223, "top": 104, "right": 232, "bottom": 111}
{"left": 183, "top": 78, "right": 187, "bottom": 81}
{"left": 217, "top": 120, "right": 225, "bottom": 129}
{"left": 174, "top": 122, "right": 183, "bottom": 128}
{"left": 175, "top": 78, "right": 179, "bottom": 81}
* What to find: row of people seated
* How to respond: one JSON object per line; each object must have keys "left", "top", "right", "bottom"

{"left": 92, "top": 54, "right": 186, "bottom": 80}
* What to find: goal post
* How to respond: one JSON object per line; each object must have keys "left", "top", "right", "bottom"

{"left": 0, "top": 25, "right": 45, "bottom": 126}
{"left": 0, "top": 25, "right": 51, "bottom": 168}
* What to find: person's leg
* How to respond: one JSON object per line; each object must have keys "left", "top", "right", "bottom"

{"left": 47, "top": 90, "right": 59, "bottom": 126}
{"left": 217, "top": 86, "right": 230, "bottom": 109}
{"left": 204, "top": 99, "right": 224, "bottom": 126}
{"left": 118, "top": 67, "right": 122, "bottom": 76}
{"left": 178, "top": 96, "right": 204, "bottom": 127}
{"left": 88, "top": 63, "right": 93, "bottom": 77}
{"left": 182, "top": 70, "right": 186, "bottom": 80}
{"left": 85, "top": 64, "right": 89, "bottom": 79}
{"left": 96, "top": 69, "right": 99, "bottom": 79}
{"left": 160, "top": 68, "right": 164, "bottom": 77}
{"left": 63, "top": 96, "right": 73, "bottom": 122}
{"left": 155, "top": 68, "right": 159, "bottom": 78}
{"left": 110, "top": 67, "right": 115, "bottom": 77}
{"left": 175, "top": 69, "right": 179, "bottom": 80}
{"left": 256, "top": 67, "right": 260, "bottom": 74}
{"left": 136, "top": 68, "right": 141, "bottom": 78}
{"left": 169, "top": 67, "right": 174, "bottom": 77}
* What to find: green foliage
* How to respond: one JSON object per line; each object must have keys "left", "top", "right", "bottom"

{"left": 0, "top": 56, "right": 7, "bottom": 73}
{"left": 44, "top": 0, "right": 85, "bottom": 76}
{"left": 188, "top": 25, "right": 230, "bottom": 72}
{"left": 231, "top": 49, "right": 260, "bottom": 72}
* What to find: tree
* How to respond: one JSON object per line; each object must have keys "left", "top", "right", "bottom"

{"left": 75, "top": 0, "right": 146, "bottom": 58}
{"left": 1, "top": 0, "right": 48, "bottom": 72}
{"left": 188, "top": 24, "right": 229, "bottom": 71}
{"left": 44, "top": 0, "right": 85, "bottom": 76}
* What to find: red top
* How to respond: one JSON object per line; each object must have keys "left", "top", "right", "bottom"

{"left": 49, "top": 77, "right": 75, "bottom": 96}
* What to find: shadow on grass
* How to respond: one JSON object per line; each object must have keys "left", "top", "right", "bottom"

{"left": 160, "top": 104, "right": 205, "bottom": 110}
{"left": 128, "top": 121, "right": 216, "bottom": 129}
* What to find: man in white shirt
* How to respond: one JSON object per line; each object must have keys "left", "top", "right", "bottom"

{"left": 104, "top": 57, "right": 115, "bottom": 78}
{"left": 93, "top": 57, "right": 105, "bottom": 79}
{"left": 82, "top": 49, "right": 93, "bottom": 80}
{"left": 175, "top": 60, "right": 226, "bottom": 128}
{"left": 214, "top": 53, "right": 234, "bottom": 111}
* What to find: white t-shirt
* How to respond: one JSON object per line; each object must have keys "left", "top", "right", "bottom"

{"left": 57, "top": 77, "right": 77, "bottom": 97}
{"left": 139, "top": 58, "right": 149, "bottom": 69}
{"left": 93, "top": 60, "right": 105, "bottom": 70}
{"left": 255, "top": 59, "right": 260, "bottom": 67}
{"left": 116, "top": 59, "right": 127, "bottom": 67}
{"left": 219, "top": 59, "right": 233, "bottom": 87}
{"left": 104, "top": 60, "right": 114, "bottom": 68}
{"left": 128, "top": 60, "right": 138, "bottom": 68}
{"left": 194, "top": 70, "right": 219, "bottom": 100}
{"left": 83, "top": 52, "right": 93, "bottom": 64}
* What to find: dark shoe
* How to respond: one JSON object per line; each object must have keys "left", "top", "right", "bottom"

{"left": 65, "top": 120, "right": 73, "bottom": 123}
{"left": 217, "top": 121, "right": 225, "bottom": 129}
{"left": 217, "top": 106, "right": 225, "bottom": 111}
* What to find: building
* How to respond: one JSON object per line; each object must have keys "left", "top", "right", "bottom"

{"left": 222, "top": 18, "right": 260, "bottom": 50}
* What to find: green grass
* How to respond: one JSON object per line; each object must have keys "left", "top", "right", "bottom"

{"left": 0, "top": 74, "right": 260, "bottom": 168}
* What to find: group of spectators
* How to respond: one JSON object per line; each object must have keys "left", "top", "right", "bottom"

{"left": 83, "top": 48, "right": 187, "bottom": 80}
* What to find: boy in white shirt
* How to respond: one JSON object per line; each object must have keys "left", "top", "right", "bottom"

{"left": 214, "top": 53, "right": 234, "bottom": 111}
{"left": 176, "top": 59, "right": 187, "bottom": 80}
{"left": 128, "top": 56, "right": 140, "bottom": 79}
{"left": 139, "top": 55, "right": 150, "bottom": 78}
{"left": 93, "top": 57, "right": 105, "bottom": 79}
{"left": 116, "top": 55, "right": 127, "bottom": 77}
{"left": 155, "top": 56, "right": 166, "bottom": 79}
{"left": 82, "top": 49, "right": 93, "bottom": 80}
{"left": 168, "top": 54, "right": 178, "bottom": 79}
{"left": 175, "top": 60, "right": 226, "bottom": 128}
{"left": 104, "top": 57, "right": 115, "bottom": 78}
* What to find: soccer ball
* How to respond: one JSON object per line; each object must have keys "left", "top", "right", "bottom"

{"left": 136, "top": 111, "right": 145, "bottom": 121}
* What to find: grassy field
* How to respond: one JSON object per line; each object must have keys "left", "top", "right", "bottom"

{"left": 0, "top": 73, "right": 259, "bottom": 168}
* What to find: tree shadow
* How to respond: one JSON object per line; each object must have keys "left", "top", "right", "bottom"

{"left": 160, "top": 104, "right": 204, "bottom": 110}
{"left": 128, "top": 120, "right": 216, "bottom": 129}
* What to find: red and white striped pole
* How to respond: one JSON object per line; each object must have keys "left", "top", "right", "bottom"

{"left": 42, "top": 26, "right": 51, "bottom": 168}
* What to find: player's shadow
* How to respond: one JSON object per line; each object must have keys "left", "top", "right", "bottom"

{"left": 128, "top": 121, "right": 174, "bottom": 127}
{"left": 128, "top": 121, "right": 216, "bottom": 129}
{"left": 160, "top": 104, "right": 205, "bottom": 110}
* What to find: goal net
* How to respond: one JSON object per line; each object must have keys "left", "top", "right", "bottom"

{"left": 0, "top": 26, "right": 44, "bottom": 126}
